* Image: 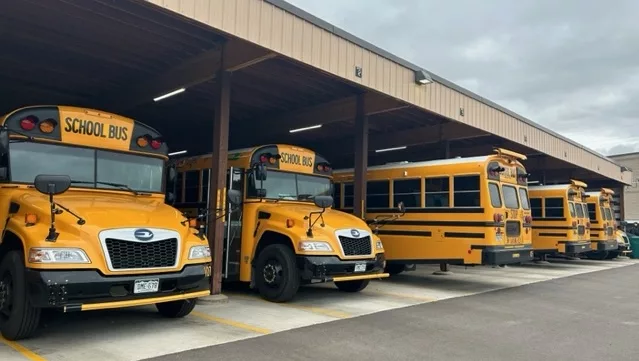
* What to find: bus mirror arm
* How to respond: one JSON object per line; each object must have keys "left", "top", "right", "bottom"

{"left": 305, "top": 209, "right": 327, "bottom": 238}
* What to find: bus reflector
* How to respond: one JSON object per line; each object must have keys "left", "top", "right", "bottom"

{"left": 137, "top": 136, "right": 148, "bottom": 147}
{"left": 188, "top": 218, "right": 197, "bottom": 228}
{"left": 39, "top": 119, "right": 56, "bottom": 133}
{"left": 25, "top": 213, "right": 37, "bottom": 225}
{"left": 20, "top": 117, "right": 36, "bottom": 131}
{"left": 286, "top": 219, "right": 294, "bottom": 228}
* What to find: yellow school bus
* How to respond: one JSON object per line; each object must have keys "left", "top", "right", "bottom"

{"left": 0, "top": 105, "right": 212, "bottom": 340}
{"left": 584, "top": 188, "right": 618, "bottom": 259}
{"left": 332, "top": 148, "right": 535, "bottom": 274}
{"left": 171, "top": 144, "right": 388, "bottom": 302}
{"left": 528, "top": 180, "right": 592, "bottom": 258}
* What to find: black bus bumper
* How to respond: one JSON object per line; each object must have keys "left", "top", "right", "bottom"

{"left": 561, "top": 241, "right": 592, "bottom": 254}
{"left": 481, "top": 246, "right": 535, "bottom": 265}
{"left": 297, "top": 253, "right": 388, "bottom": 283}
{"left": 25, "top": 264, "right": 211, "bottom": 311}
{"left": 594, "top": 240, "right": 618, "bottom": 251}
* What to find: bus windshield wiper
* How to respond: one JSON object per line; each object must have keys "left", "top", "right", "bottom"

{"left": 70, "top": 180, "right": 146, "bottom": 195}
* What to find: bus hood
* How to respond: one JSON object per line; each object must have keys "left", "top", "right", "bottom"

{"left": 15, "top": 192, "right": 188, "bottom": 235}
{"left": 257, "top": 203, "right": 372, "bottom": 235}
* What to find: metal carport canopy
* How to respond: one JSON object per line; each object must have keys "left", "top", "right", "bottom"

{"left": 143, "top": 0, "right": 631, "bottom": 186}
{"left": 0, "top": 0, "right": 630, "bottom": 187}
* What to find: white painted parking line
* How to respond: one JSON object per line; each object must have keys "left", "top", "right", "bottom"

{"left": 8, "top": 258, "right": 636, "bottom": 361}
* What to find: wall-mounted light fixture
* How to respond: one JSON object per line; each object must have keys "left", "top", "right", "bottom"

{"left": 414, "top": 69, "right": 433, "bottom": 85}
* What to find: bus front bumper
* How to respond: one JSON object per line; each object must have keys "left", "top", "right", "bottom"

{"left": 481, "top": 246, "right": 534, "bottom": 265}
{"left": 25, "top": 264, "right": 211, "bottom": 311}
{"left": 559, "top": 241, "right": 592, "bottom": 254}
{"left": 297, "top": 253, "right": 389, "bottom": 283}
{"left": 593, "top": 240, "right": 618, "bottom": 251}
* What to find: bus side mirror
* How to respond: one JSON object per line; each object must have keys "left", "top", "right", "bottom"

{"left": 227, "top": 189, "right": 242, "bottom": 206}
{"left": 0, "top": 128, "right": 8, "bottom": 157}
{"left": 34, "top": 174, "right": 71, "bottom": 195}
{"left": 254, "top": 163, "right": 267, "bottom": 181}
{"left": 314, "top": 195, "right": 333, "bottom": 209}
{"left": 166, "top": 192, "right": 175, "bottom": 204}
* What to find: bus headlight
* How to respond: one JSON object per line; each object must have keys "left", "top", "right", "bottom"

{"left": 189, "top": 245, "right": 211, "bottom": 259}
{"left": 29, "top": 248, "right": 90, "bottom": 264}
{"left": 375, "top": 240, "right": 384, "bottom": 250}
{"left": 298, "top": 241, "right": 332, "bottom": 252}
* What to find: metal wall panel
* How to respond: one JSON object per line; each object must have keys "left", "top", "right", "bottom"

{"left": 146, "top": 0, "right": 629, "bottom": 184}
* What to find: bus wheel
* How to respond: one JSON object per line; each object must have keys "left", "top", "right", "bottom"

{"left": 335, "top": 279, "right": 370, "bottom": 292}
{"left": 0, "top": 251, "right": 41, "bottom": 341}
{"left": 385, "top": 264, "right": 405, "bottom": 276}
{"left": 254, "top": 244, "right": 300, "bottom": 303}
{"left": 156, "top": 299, "right": 197, "bottom": 318}
{"left": 605, "top": 251, "right": 620, "bottom": 260}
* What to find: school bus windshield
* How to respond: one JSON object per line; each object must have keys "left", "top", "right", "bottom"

{"left": 9, "top": 141, "right": 164, "bottom": 193}
{"left": 248, "top": 169, "right": 332, "bottom": 201}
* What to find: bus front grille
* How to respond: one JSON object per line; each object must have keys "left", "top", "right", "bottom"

{"left": 105, "top": 238, "right": 178, "bottom": 270}
{"left": 338, "top": 236, "right": 372, "bottom": 256}
{"left": 577, "top": 225, "right": 586, "bottom": 235}
{"left": 505, "top": 221, "right": 521, "bottom": 237}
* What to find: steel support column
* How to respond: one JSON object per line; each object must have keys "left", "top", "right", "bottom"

{"left": 353, "top": 93, "right": 368, "bottom": 219}
{"left": 207, "top": 46, "right": 231, "bottom": 295}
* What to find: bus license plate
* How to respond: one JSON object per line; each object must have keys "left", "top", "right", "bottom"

{"left": 354, "top": 263, "right": 366, "bottom": 273}
{"left": 134, "top": 278, "right": 160, "bottom": 294}
{"left": 512, "top": 253, "right": 520, "bottom": 258}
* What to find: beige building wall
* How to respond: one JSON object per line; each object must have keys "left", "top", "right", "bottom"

{"left": 609, "top": 152, "right": 639, "bottom": 221}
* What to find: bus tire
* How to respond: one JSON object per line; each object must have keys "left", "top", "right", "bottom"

{"left": 254, "top": 244, "right": 300, "bottom": 303}
{"left": 335, "top": 279, "right": 370, "bottom": 292}
{"left": 605, "top": 251, "right": 620, "bottom": 260}
{"left": 385, "top": 264, "right": 405, "bottom": 276}
{"left": 0, "top": 251, "right": 41, "bottom": 341}
{"left": 156, "top": 299, "right": 197, "bottom": 318}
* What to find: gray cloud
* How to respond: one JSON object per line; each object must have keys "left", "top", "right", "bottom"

{"left": 287, "top": 0, "right": 639, "bottom": 155}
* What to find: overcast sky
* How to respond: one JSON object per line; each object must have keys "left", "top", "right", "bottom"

{"left": 286, "top": 0, "right": 639, "bottom": 156}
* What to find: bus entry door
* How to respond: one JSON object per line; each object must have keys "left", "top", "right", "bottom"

{"left": 223, "top": 167, "right": 243, "bottom": 281}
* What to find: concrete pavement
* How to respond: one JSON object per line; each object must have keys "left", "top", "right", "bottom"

{"left": 144, "top": 262, "right": 639, "bottom": 361}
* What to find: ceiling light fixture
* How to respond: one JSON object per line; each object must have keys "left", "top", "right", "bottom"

{"left": 153, "top": 88, "right": 186, "bottom": 102}
{"left": 375, "top": 146, "right": 407, "bottom": 153}
{"left": 168, "top": 150, "right": 187, "bottom": 156}
{"left": 289, "top": 124, "right": 322, "bottom": 133}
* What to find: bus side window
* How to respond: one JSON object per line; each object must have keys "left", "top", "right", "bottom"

{"left": 568, "top": 201, "right": 576, "bottom": 218}
{"left": 453, "top": 175, "right": 480, "bottom": 207}
{"left": 184, "top": 170, "right": 199, "bottom": 204}
{"left": 333, "top": 182, "right": 341, "bottom": 208}
{"left": 201, "top": 169, "right": 210, "bottom": 203}
{"left": 393, "top": 179, "right": 421, "bottom": 208}
{"left": 175, "top": 171, "right": 184, "bottom": 203}
{"left": 425, "top": 177, "right": 450, "bottom": 207}
{"left": 366, "top": 180, "right": 390, "bottom": 209}
{"left": 343, "top": 183, "right": 354, "bottom": 208}
{"left": 544, "top": 198, "right": 564, "bottom": 218}
{"left": 0, "top": 150, "right": 8, "bottom": 182}
{"left": 530, "top": 198, "right": 542, "bottom": 218}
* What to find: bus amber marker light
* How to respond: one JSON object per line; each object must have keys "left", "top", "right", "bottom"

{"left": 39, "top": 119, "right": 57, "bottom": 133}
